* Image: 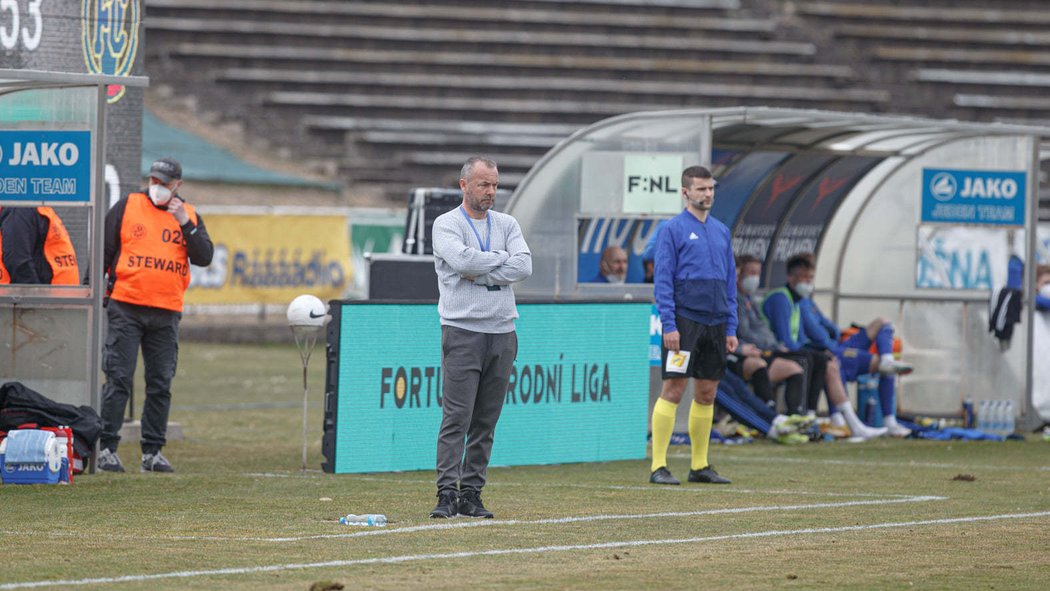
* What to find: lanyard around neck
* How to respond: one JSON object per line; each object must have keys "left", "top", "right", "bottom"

{"left": 460, "top": 206, "right": 491, "bottom": 252}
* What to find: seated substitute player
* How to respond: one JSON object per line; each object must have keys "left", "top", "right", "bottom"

{"left": 765, "top": 253, "right": 912, "bottom": 438}
{"left": 650, "top": 165, "right": 734, "bottom": 486}
{"left": 763, "top": 253, "right": 888, "bottom": 440}
{"left": 731, "top": 254, "right": 809, "bottom": 415}
{"left": 716, "top": 371, "right": 812, "bottom": 445}
{"left": 1037, "top": 264, "right": 1050, "bottom": 312}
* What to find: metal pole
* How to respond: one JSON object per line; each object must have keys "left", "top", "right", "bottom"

{"left": 292, "top": 326, "right": 318, "bottom": 471}
{"left": 91, "top": 82, "right": 109, "bottom": 473}
{"left": 1021, "top": 136, "right": 1040, "bottom": 430}
{"left": 698, "top": 114, "right": 712, "bottom": 167}
{"left": 302, "top": 364, "right": 309, "bottom": 471}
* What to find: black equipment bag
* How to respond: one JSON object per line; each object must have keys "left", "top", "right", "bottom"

{"left": 0, "top": 382, "right": 102, "bottom": 459}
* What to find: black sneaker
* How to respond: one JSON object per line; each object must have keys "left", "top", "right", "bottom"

{"left": 141, "top": 451, "right": 174, "bottom": 473}
{"left": 430, "top": 489, "right": 459, "bottom": 519}
{"left": 458, "top": 489, "right": 494, "bottom": 518}
{"left": 649, "top": 466, "right": 680, "bottom": 485}
{"left": 96, "top": 448, "right": 125, "bottom": 473}
{"left": 687, "top": 465, "right": 731, "bottom": 484}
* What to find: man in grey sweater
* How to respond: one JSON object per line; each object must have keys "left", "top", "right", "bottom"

{"left": 430, "top": 156, "right": 532, "bottom": 519}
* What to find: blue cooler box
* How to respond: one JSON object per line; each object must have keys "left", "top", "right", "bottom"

{"left": 0, "top": 432, "right": 69, "bottom": 485}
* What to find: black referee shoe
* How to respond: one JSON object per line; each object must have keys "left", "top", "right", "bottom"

{"left": 649, "top": 466, "right": 680, "bottom": 485}
{"left": 687, "top": 465, "right": 731, "bottom": 484}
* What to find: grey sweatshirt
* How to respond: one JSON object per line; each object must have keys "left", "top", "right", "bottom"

{"left": 432, "top": 207, "right": 532, "bottom": 333}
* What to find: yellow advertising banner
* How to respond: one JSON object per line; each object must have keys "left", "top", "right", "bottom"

{"left": 186, "top": 213, "right": 351, "bottom": 305}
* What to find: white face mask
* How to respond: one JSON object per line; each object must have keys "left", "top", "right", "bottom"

{"left": 794, "top": 282, "right": 815, "bottom": 298}
{"left": 1040, "top": 285, "right": 1050, "bottom": 299}
{"left": 740, "top": 275, "right": 760, "bottom": 295}
{"left": 149, "top": 184, "right": 172, "bottom": 206}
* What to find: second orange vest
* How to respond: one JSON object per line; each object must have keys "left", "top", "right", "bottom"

{"left": 0, "top": 206, "right": 79, "bottom": 285}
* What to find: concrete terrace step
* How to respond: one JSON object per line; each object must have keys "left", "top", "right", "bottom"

{"left": 145, "top": 0, "right": 767, "bottom": 33}
{"left": 216, "top": 69, "right": 865, "bottom": 104}
{"left": 914, "top": 69, "right": 1050, "bottom": 88}
{"left": 835, "top": 23, "right": 1050, "bottom": 47}
{"left": 343, "top": 167, "right": 525, "bottom": 188}
{"left": 797, "top": 1, "right": 1050, "bottom": 27}
{"left": 353, "top": 131, "right": 560, "bottom": 151}
{"left": 170, "top": 44, "right": 844, "bottom": 78}
{"left": 262, "top": 86, "right": 887, "bottom": 116}
{"left": 216, "top": 60, "right": 853, "bottom": 87}
{"left": 302, "top": 116, "right": 584, "bottom": 138}
{"left": 874, "top": 46, "right": 1050, "bottom": 67}
{"left": 953, "top": 94, "right": 1050, "bottom": 111}
{"left": 149, "top": 17, "right": 815, "bottom": 56}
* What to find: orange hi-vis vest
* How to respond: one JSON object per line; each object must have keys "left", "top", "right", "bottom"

{"left": 0, "top": 206, "right": 79, "bottom": 285}
{"left": 110, "top": 193, "right": 198, "bottom": 312}
{"left": 0, "top": 226, "right": 5, "bottom": 284}
{"left": 39, "top": 207, "right": 80, "bottom": 285}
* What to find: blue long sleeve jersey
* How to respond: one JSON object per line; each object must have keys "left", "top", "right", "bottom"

{"left": 762, "top": 286, "right": 840, "bottom": 352}
{"left": 653, "top": 209, "right": 737, "bottom": 336}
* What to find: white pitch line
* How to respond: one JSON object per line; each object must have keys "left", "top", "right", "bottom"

{"left": 0, "top": 495, "right": 944, "bottom": 544}
{"left": 673, "top": 453, "right": 1050, "bottom": 472}
{"left": 339, "top": 475, "right": 925, "bottom": 498}
{"left": 2, "top": 510, "right": 1047, "bottom": 590}
{"left": 260, "top": 495, "right": 944, "bottom": 543}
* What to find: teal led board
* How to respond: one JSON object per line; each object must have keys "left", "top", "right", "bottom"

{"left": 322, "top": 302, "right": 651, "bottom": 474}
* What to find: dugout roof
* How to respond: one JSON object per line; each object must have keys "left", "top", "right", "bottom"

{"left": 507, "top": 106, "right": 1050, "bottom": 424}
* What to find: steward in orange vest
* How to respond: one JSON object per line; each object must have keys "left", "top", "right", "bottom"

{"left": 98, "top": 157, "right": 214, "bottom": 474}
{"left": 0, "top": 206, "right": 80, "bottom": 285}
{"left": 103, "top": 182, "right": 213, "bottom": 312}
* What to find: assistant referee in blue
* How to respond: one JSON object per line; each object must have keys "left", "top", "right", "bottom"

{"left": 429, "top": 156, "right": 532, "bottom": 519}
{"left": 650, "top": 165, "right": 737, "bottom": 486}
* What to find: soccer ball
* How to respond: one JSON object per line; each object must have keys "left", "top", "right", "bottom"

{"left": 286, "top": 294, "right": 328, "bottom": 328}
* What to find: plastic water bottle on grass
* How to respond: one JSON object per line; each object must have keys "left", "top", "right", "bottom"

{"left": 340, "top": 514, "right": 387, "bottom": 526}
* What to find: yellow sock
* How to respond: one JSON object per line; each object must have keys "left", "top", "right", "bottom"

{"left": 650, "top": 398, "right": 678, "bottom": 472}
{"left": 689, "top": 401, "right": 714, "bottom": 471}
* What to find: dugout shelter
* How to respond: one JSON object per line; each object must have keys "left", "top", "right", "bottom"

{"left": 0, "top": 68, "right": 148, "bottom": 411}
{"left": 507, "top": 107, "right": 1050, "bottom": 426}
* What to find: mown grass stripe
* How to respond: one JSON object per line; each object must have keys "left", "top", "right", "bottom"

{"left": 2, "top": 511, "right": 1047, "bottom": 589}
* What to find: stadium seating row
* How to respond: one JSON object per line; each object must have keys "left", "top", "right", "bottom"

{"left": 143, "top": 0, "right": 1050, "bottom": 206}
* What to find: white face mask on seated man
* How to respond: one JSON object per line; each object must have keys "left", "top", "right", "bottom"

{"left": 740, "top": 275, "right": 760, "bottom": 295}
{"left": 793, "top": 282, "right": 815, "bottom": 298}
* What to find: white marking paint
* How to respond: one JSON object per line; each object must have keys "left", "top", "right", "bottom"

{"left": 335, "top": 475, "right": 930, "bottom": 497}
{"left": 2, "top": 511, "right": 1047, "bottom": 589}
{"left": 669, "top": 453, "right": 1050, "bottom": 472}
{"left": 0, "top": 496, "right": 943, "bottom": 544}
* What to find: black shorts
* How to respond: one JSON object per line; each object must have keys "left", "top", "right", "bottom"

{"left": 661, "top": 316, "right": 726, "bottom": 380}
{"left": 727, "top": 347, "right": 807, "bottom": 377}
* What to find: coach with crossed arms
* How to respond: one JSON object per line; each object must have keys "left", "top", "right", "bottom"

{"left": 429, "top": 156, "right": 532, "bottom": 519}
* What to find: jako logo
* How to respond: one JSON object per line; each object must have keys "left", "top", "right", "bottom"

{"left": 929, "top": 172, "right": 958, "bottom": 202}
{"left": 930, "top": 171, "right": 1019, "bottom": 202}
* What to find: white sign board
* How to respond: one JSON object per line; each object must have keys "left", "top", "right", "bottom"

{"left": 622, "top": 154, "right": 683, "bottom": 215}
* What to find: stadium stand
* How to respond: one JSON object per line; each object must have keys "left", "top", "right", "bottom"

{"left": 796, "top": 0, "right": 1050, "bottom": 123}
{"left": 143, "top": 0, "right": 1050, "bottom": 209}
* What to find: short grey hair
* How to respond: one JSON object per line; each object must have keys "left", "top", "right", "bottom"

{"left": 460, "top": 156, "right": 498, "bottom": 181}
